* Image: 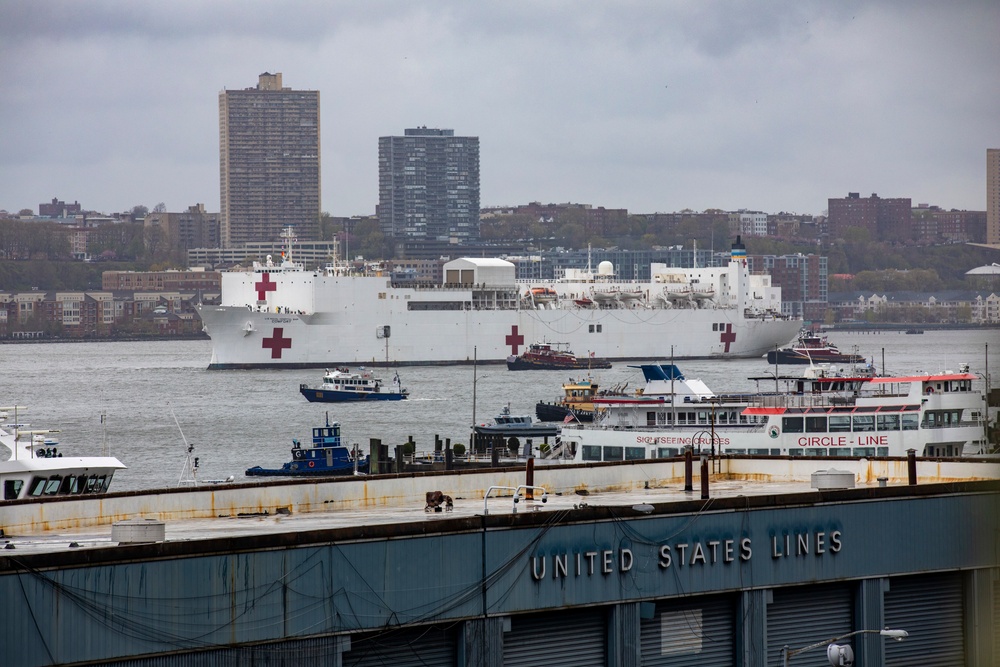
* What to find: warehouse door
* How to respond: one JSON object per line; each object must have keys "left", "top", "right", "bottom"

{"left": 640, "top": 594, "right": 735, "bottom": 667}
{"left": 766, "top": 584, "right": 852, "bottom": 667}
{"left": 504, "top": 608, "right": 606, "bottom": 667}
{"left": 343, "top": 625, "right": 457, "bottom": 667}
{"left": 885, "top": 572, "right": 964, "bottom": 667}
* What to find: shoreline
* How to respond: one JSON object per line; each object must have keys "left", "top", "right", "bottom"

{"left": 0, "top": 333, "right": 210, "bottom": 344}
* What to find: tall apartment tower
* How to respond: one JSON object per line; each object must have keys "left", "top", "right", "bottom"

{"left": 378, "top": 127, "right": 480, "bottom": 242}
{"left": 219, "top": 72, "right": 320, "bottom": 247}
{"left": 988, "top": 149, "right": 1000, "bottom": 245}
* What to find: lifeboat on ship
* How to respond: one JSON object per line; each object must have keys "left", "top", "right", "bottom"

{"left": 528, "top": 287, "right": 558, "bottom": 302}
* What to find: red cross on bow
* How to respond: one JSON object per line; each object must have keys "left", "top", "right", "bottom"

{"left": 720, "top": 323, "right": 736, "bottom": 353}
{"left": 255, "top": 273, "right": 277, "bottom": 301}
{"left": 262, "top": 327, "right": 292, "bottom": 359}
{"left": 505, "top": 325, "right": 525, "bottom": 355}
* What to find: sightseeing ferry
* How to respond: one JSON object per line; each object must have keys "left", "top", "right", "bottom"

{"left": 550, "top": 364, "right": 993, "bottom": 462}
{"left": 197, "top": 234, "right": 801, "bottom": 369}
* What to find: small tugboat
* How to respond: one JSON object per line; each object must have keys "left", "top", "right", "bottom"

{"left": 905, "top": 329, "right": 924, "bottom": 334}
{"left": 765, "top": 331, "right": 865, "bottom": 365}
{"left": 506, "top": 342, "right": 611, "bottom": 371}
{"left": 245, "top": 416, "right": 367, "bottom": 477}
{"left": 299, "top": 368, "right": 408, "bottom": 402}
{"left": 474, "top": 405, "right": 561, "bottom": 438}
{"left": 535, "top": 376, "right": 629, "bottom": 423}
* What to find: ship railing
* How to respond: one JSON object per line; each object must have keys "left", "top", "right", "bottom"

{"left": 751, "top": 394, "right": 857, "bottom": 409}
{"left": 919, "top": 419, "right": 984, "bottom": 430}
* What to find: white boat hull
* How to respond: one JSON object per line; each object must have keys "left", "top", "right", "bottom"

{"left": 200, "top": 303, "right": 801, "bottom": 368}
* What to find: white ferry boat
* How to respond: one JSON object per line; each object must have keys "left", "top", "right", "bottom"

{"left": 1, "top": 407, "right": 126, "bottom": 501}
{"left": 197, "top": 233, "right": 801, "bottom": 369}
{"left": 551, "top": 364, "right": 993, "bottom": 462}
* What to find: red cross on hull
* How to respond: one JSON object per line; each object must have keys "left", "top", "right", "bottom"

{"left": 262, "top": 327, "right": 292, "bottom": 359}
{"left": 505, "top": 325, "right": 525, "bottom": 355}
{"left": 720, "top": 323, "right": 737, "bottom": 353}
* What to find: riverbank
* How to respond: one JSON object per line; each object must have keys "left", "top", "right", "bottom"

{"left": 0, "top": 333, "right": 209, "bottom": 344}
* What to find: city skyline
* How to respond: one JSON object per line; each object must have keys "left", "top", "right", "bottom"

{"left": 1, "top": 2, "right": 998, "bottom": 218}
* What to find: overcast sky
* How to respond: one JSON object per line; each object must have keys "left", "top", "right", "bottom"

{"left": 2, "top": 1, "right": 998, "bottom": 218}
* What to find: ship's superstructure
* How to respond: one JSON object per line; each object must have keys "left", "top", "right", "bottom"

{"left": 198, "top": 236, "right": 801, "bottom": 368}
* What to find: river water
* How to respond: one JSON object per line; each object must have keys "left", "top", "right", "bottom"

{"left": 3, "top": 330, "right": 997, "bottom": 491}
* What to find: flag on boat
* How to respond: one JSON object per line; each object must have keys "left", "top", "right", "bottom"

{"left": 563, "top": 413, "right": 576, "bottom": 423}
{"left": 589, "top": 351, "right": 595, "bottom": 358}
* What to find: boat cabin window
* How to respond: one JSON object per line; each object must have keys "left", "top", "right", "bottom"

{"left": 805, "top": 416, "right": 827, "bottom": 433}
{"left": 828, "top": 416, "right": 852, "bottom": 432}
{"left": 42, "top": 476, "right": 62, "bottom": 495}
{"left": 582, "top": 445, "right": 602, "bottom": 461}
{"left": 782, "top": 417, "right": 804, "bottom": 433}
{"left": 902, "top": 414, "right": 919, "bottom": 430}
{"left": 625, "top": 447, "right": 646, "bottom": 460}
{"left": 877, "top": 414, "right": 900, "bottom": 431}
{"left": 657, "top": 447, "right": 681, "bottom": 458}
{"left": 4, "top": 480, "right": 23, "bottom": 500}
{"left": 603, "top": 446, "right": 624, "bottom": 461}
{"left": 829, "top": 447, "right": 853, "bottom": 456}
{"left": 852, "top": 447, "right": 875, "bottom": 457}
{"left": 852, "top": 415, "right": 875, "bottom": 432}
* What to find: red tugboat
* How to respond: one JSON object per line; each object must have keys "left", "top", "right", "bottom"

{"left": 766, "top": 331, "right": 865, "bottom": 365}
{"left": 506, "top": 342, "right": 612, "bottom": 371}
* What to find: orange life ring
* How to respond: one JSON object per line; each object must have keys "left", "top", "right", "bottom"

{"left": 925, "top": 386, "right": 934, "bottom": 395}
{"left": 308, "top": 461, "right": 315, "bottom": 468}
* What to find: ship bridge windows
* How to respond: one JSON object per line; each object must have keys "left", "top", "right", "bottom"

{"left": 3, "top": 480, "right": 23, "bottom": 500}
{"left": 902, "top": 414, "right": 919, "bottom": 430}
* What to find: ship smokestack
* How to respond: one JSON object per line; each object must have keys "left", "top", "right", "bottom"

{"left": 730, "top": 235, "right": 746, "bottom": 262}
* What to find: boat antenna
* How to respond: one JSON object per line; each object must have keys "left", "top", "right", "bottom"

{"left": 172, "top": 406, "right": 198, "bottom": 487}
{"left": 101, "top": 410, "right": 108, "bottom": 457}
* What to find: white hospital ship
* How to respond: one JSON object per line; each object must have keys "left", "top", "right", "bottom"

{"left": 197, "top": 235, "right": 801, "bottom": 369}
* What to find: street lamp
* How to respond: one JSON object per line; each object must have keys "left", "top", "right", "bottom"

{"left": 783, "top": 628, "right": 908, "bottom": 667}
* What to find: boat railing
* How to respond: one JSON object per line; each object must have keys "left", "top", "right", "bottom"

{"left": 751, "top": 394, "right": 858, "bottom": 409}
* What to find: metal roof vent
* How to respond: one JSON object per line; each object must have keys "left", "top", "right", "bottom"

{"left": 811, "top": 469, "right": 855, "bottom": 490}
{"left": 112, "top": 518, "right": 166, "bottom": 544}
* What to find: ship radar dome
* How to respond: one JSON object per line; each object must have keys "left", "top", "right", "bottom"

{"left": 597, "top": 261, "right": 615, "bottom": 276}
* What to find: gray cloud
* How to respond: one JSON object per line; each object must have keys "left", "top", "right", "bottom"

{"left": 1, "top": 1, "right": 997, "bottom": 217}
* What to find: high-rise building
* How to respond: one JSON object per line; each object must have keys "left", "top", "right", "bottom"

{"left": 219, "top": 73, "right": 320, "bottom": 247}
{"left": 827, "top": 192, "right": 911, "bottom": 242}
{"left": 988, "top": 149, "right": 1000, "bottom": 245}
{"left": 378, "top": 127, "right": 480, "bottom": 242}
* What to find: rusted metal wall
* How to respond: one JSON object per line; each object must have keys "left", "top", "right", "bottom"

{"left": 2, "top": 456, "right": 997, "bottom": 536}
{"left": 0, "top": 483, "right": 998, "bottom": 667}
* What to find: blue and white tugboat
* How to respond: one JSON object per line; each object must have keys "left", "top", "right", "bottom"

{"left": 299, "top": 368, "right": 408, "bottom": 402}
{"left": 245, "top": 416, "right": 368, "bottom": 477}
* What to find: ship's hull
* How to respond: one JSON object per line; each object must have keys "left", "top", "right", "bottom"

{"left": 535, "top": 401, "right": 595, "bottom": 423}
{"left": 507, "top": 356, "right": 612, "bottom": 371}
{"left": 299, "top": 386, "right": 408, "bottom": 402}
{"left": 200, "top": 304, "right": 801, "bottom": 369}
{"left": 766, "top": 349, "right": 865, "bottom": 365}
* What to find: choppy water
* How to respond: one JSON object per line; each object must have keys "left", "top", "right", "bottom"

{"left": 2, "top": 330, "right": 996, "bottom": 491}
